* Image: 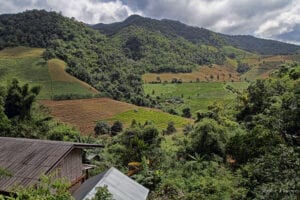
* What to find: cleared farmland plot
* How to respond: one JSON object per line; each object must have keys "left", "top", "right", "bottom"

{"left": 143, "top": 65, "right": 241, "bottom": 83}
{"left": 40, "top": 98, "right": 191, "bottom": 134}
{"left": 0, "top": 47, "right": 97, "bottom": 99}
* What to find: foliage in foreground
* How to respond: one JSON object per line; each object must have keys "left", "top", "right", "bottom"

{"left": 0, "top": 176, "right": 72, "bottom": 200}
{"left": 0, "top": 65, "right": 299, "bottom": 199}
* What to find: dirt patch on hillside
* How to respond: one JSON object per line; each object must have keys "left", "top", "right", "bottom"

{"left": 39, "top": 98, "right": 137, "bottom": 134}
{"left": 143, "top": 65, "right": 241, "bottom": 83}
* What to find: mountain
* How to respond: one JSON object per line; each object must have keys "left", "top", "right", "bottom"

{"left": 0, "top": 10, "right": 149, "bottom": 106}
{"left": 0, "top": 10, "right": 299, "bottom": 106}
{"left": 92, "top": 15, "right": 300, "bottom": 55}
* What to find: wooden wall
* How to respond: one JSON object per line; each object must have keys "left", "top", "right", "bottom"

{"left": 51, "top": 148, "right": 83, "bottom": 184}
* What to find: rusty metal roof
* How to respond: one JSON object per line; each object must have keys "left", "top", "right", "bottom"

{"left": 0, "top": 137, "right": 103, "bottom": 192}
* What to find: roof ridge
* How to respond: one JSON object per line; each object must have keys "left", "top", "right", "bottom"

{"left": 0, "top": 137, "right": 103, "bottom": 148}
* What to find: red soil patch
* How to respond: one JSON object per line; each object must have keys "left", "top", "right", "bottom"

{"left": 39, "top": 98, "right": 137, "bottom": 134}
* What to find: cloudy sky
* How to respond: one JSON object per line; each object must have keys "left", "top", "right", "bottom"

{"left": 1, "top": 0, "right": 300, "bottom": 44}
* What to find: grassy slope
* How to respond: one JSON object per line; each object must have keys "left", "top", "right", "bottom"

{"left": 108, "top": 108, "right": 192, "bottom": 130}
{"left": 0, "top": 47, "right": 97, "bottom": 99}
{"left": 144, "top": 82, "right": 248, "bottom": 115}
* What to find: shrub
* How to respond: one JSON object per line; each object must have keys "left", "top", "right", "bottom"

{"left": 94, "top": 121, "right": 111, "bottom": 135}
{"left": 165, "top": 121, "right": 176, "bottom": 135}
{"left": 111, "top": 121, "right": 123, "bottom": 136}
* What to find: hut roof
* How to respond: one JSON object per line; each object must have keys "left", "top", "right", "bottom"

{"left": 73, "top": 167, "right": 149, "bottom": 200}
{"left": 0, "top": 137, "right": 103, "bottom": 192}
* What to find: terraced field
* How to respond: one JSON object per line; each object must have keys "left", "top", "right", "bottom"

{"left": 241, "top": 55, "right": 295, "bottom": 80}
{"left": 144, "top": 82, "right": 248, "bottom": 115}
{"left": 0, "top": 47, "right": 98, "bottom": 99}
{"left": 40, "top": 98, "right": 191, "bottom": 134}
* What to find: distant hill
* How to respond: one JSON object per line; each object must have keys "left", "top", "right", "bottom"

{"left": 110, "top": 25, "right": 226, "bottom": 73}
{"left": 92, "top": 15, "right": 300, "bottom": 55}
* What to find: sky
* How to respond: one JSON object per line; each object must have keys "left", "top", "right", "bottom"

{"left": 1, "top": 0, "right": 300, "bottom": 44}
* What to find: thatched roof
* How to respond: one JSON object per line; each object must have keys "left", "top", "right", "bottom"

{"left": 0, "top": 137, "right": 103, "bottom": 193}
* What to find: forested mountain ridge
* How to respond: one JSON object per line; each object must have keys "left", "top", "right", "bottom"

{"left": 0, "top": 10, "right": 150, "bottom": 105}
{"left": 110, "top": 25, "right": 226, "bottom": 73}
{"left": 93, "top": 15, "right": 300, "bottom": 55}
{"left": 0, "top": 10, "right": 299, "bottom": 106}
{"left": 0, "top": 10, "right": 227, "bottom": 103}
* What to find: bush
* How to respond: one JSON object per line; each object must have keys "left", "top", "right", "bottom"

{"left": 188, "top": 118, "right": 228, "bottom": 159}
{"left": 94, "top": 121, "right": 111, "bottom": 135}
{"left": 237, "top": 62, "right": 251, "bottom": 74}
{"left": 52, "top": 93, "right": 97, "bottom": 101}
{"left": 182, "top": 107, "right": 192, "bottom": 118}
{"left": 89, "top": 186, "right": 113, "bottom": 200}
{"left": 165, "top": 121, "right": 176, "bottom": 135}
{"left": 111, "top": 121, "right": 123, "bottom": 136}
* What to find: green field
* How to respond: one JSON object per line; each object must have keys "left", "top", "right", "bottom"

{"left": 0, "top": 47, "right": 96, "bottom": 99}
{"left": 144, "top": 82, "right": 248, "bottom": 115}
{"left": 106, "top": 108, "right": 192, "bottom": 130}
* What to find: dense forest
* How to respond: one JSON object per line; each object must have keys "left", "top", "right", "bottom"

{"left": 93, "top": 15, "right": 300, "bottom": 55}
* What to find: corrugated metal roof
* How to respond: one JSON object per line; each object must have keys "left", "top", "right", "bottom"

{"left": 0, "top": 137, "right": 103, "bottom": 192}
{"left": 73, "top": 167, "right": 149, "bottom": 200}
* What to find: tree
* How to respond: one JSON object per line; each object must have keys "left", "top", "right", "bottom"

{"left": 89, "top": 186, "right": 113, "bottom": 200}
{"left": 109, "top": 125, "right": 163, "bottom": 165}
{"left": 226, "top": 126, "right": 283, "bottom": 164}
{"left": 0, "top": 86, "right": 9, "bottom": 133}
{"left": 165, "top": 121, "right": 176, "bottom": 135}
{"left": 111, "top": 121, "right": 123, "bottom": 136}
{"left": 237, "top": 65, "right": 300, "bottom": 145}
{"left": 188, "top": 118, "right": 228, "bottom": 159}
{"left": 241, "top": 145, "right": 300, "bottom": 199}
{"left": 4, "top": 79, "right": 40, "bottom": 120}
{"left": 94, "top": 121, "right": 111, "bottom": 135}
{"left": 182, "top": 107, "right": 192, "bottom": 118}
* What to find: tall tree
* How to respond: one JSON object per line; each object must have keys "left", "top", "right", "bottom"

{"left": 4, "top": 79, "right": 40, "bottom": 119}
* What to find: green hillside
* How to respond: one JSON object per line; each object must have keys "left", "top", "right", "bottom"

{"left": 111, "top": 26, "right": 226, "bottom": 73}
{"left": 0, "top": 47, "right": 96, "bottom": 99}
{"left": 93, "top": 15, "right": 300, "bottom": 55}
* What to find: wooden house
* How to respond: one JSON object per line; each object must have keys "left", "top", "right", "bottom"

{"left": 0, "top": 137, "right": 103, "bottom": 194}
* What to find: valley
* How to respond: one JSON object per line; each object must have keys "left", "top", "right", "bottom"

{"left": 0, "top": 10, "right": 299, "bottom": 200}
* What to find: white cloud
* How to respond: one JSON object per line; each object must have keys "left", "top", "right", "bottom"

{"left": 255, "top": 1, "right": 300, "bottom": 38}
{"left": 0, "top": 0, "right": 142, "bottom": 24}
